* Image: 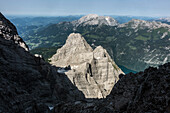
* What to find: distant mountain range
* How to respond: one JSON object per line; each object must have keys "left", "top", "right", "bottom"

{"left": 1, "top": 12, "right": 170, "bottom": 113}
{"left": 7, "top": 14, "right": 170, "bottom": 72}
{"left": 111, "top": 15, "right": 158, "bottom": 24}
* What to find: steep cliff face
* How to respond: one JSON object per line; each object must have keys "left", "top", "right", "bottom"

{"left": 53, "top": 62, "right": 170, "bottom": 113}
{"left": 50, "top": 33, "right": 124, "bottom": 98}
{"left": 0, "top": 13, "right": 85, "bottom": 112}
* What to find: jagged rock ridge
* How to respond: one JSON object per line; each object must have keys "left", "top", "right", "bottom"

{"left": 50, "top": 33, "right": 124, "bottom": 98}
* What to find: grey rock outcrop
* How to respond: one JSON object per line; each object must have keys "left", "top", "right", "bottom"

{"left": 53, "top": 62, "right": 170, "bottom": 113}
{"left": 50, "top": 33, "right": 124, "bottom": 98}
{"left": 0, "top": 13, "right": 85, "bottom": 112}
{"left": 72, "top": 14, "right": 119, "bottom": 27}
{"left": 109, "top": 62, "right": 170, "bottom": 112}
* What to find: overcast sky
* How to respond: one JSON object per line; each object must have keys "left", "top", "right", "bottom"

{"left": 1, "top": 0, "right": 170, "bottom": 17}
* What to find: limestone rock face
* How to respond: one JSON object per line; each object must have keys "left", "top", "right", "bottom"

{"left": 50, "top": 33, "right": 93, "bottom": 67}
{"left": 50, "top": 33, "right": 124, "bottom": 98}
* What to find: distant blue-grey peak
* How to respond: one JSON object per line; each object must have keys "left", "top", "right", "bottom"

{"left": 72, "top": 14, "right": 119, "bottom": 27}
{"left": 119, "top": 19, "right": 170, "bottom": 30}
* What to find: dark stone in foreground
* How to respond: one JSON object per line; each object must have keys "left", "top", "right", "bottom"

{"left": 0, "top": 12, "right": 85, "bottom": 113}
{"left": 54, "top": 62, "right": 170, "bottom": 113}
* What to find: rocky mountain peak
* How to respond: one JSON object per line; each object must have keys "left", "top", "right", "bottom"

{"left": 50, "top": 33, "right": 124, "bottom": 98}
{"left": 66, "top": 33, "right": 93, "bottom": 52}
{"left": 50, "top": 33, "right": 93, "bottom": 67}
{"left": 72, "top": 14, "right": 119, "bottom": 27}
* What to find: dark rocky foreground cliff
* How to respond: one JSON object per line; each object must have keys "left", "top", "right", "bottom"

{"left": 0, "top": 12, "right": 170, "bottom": 113}
{"left": 0, "top": 12, "right": 85, "bottom": 112}
{"left": 54, "top": 62, "right": 170, "bottom": 113}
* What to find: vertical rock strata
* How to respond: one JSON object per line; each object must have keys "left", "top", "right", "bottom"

{"left": 50, "top": 33, "right": 124, "bottom": 98}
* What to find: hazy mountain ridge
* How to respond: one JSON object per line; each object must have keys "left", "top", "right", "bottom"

{"left": 111, "top": 15, "right": 158, "bottom": 24}
{"left": 8, "top": 16, "right": 82, "bottom": 38}
{"left": 119, "top": 19, "right": 170, "bottom": 30}
{"left": 8, "top": 15, "right": 161, "bottom": 38}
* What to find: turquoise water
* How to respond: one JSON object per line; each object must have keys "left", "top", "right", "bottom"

{"left": 119, "top": 65, "right": 137, "bottom": 74}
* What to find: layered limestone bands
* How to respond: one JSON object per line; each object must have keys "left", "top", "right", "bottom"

{"left": 50, "top": 33, "right": 124, "bottom": 98}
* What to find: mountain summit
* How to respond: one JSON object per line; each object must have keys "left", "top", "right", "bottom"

{"left": 50, "top": 33, "right": 124, "bottom": 98}
{"left": 72, "top": 14, "right": 119, "bottom": 26}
